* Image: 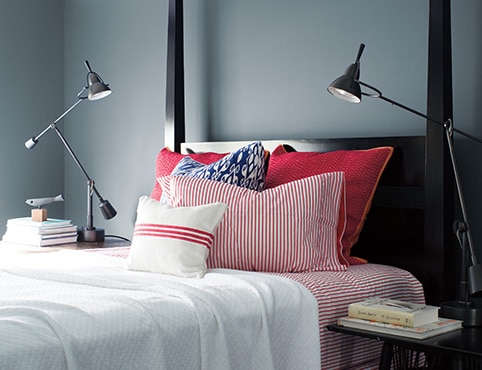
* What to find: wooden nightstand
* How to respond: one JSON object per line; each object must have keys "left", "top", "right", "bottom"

{"left": 0, "top": 237, "right": 130, "bottom": 254}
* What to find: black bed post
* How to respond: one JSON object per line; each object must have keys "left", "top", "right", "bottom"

{"left": 425, "top": 0, "right": 456, "bottom": 304}
{"left": 165, "top": 0, "right": 185, "bottom": 153}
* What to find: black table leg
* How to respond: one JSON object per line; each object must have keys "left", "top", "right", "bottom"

{"left": 379, "top": 342, "right": 393, "bottom": 370}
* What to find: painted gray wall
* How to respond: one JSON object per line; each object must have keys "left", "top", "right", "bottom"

{"left": 0, "top": 0, "right": 64, "bottom": 235}
{"left": 3, "top": 1, "right": 478, "bottom": 261}
{"left": 201, "top": 0, "right": 429, "bottom": 141}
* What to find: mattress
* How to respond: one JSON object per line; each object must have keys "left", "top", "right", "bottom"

{"left": 0, "top": 248, "right": 320, "bottom": 370}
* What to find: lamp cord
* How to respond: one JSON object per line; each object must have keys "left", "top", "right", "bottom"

{"left": 105, "top": 235, "right": 131, "bottom": 242}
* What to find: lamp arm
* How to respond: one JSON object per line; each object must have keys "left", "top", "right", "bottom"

{"left": 359, "top": 81, "right": 482, "bottom": 144}
{"left": 444, "top": 119, "right": 478, "bottom": 267}
{"left": 25, "top": 97, "right": 85, "bottom": 149}
{"left": 355, "top": 43, "right": 365, "bottom": 63}
{"left": 49, "top": 123, "right": 105, "bottom": 203}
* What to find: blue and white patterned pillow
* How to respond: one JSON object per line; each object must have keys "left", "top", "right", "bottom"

{"left": 171, "top": 141, "right": 268, "bottom": 191}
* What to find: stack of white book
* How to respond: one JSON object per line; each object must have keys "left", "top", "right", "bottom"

{"left": 2, "top": 217, "right": 78, "bottom": 247}
{"left": 338, "top": 297, "right": 462, "bottom": 339}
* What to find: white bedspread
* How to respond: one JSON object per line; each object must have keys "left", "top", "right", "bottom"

{"left": 0, "top": 250, "right": 319, "bottom": 370}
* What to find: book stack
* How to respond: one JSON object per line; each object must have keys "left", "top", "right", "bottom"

{"left": 338, "top": 297, "right": 462, "bottom": 339}
{"left": 2, "top": 217, "right": 78, "bottom": 247}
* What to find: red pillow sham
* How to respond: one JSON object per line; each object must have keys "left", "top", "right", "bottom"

{"left": 266, "top": 145, "right": 393, "bottom": 265}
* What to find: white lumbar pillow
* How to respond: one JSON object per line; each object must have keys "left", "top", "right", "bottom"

{"left": 126, "top": 196, "right": 227, "bottom": 278}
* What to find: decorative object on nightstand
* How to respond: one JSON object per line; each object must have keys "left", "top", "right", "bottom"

{"left": 328, "top": 43, "right": 482, "bottom": 327}
{"left": 24, "top": 60, "right": 117, "bottom": 243}
{"left": 25, "top": 194, "right": 64, "bottom": 221}
{"left": 2, "top": 217, "right": 78, "bottom": 247}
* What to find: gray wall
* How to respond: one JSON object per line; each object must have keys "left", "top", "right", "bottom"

{"left": 0, "top": 0, "right": 64, "bottom": 234}
{"left": 201, "top": 0, "right": 429, "bottom": 141}
{"left": 1, "top": 1, "right": 481, "bottom": 262}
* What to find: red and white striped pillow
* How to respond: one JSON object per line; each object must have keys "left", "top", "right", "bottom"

{"left": 159, "top": 172, "right": 347, "bottom": 273}
{"left": 126, "top": 196, "right": 227, "bottom": 278}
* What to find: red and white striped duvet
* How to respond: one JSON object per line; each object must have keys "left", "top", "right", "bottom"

{"left": 276, "top": 263, "right": 425, "bottom": 369}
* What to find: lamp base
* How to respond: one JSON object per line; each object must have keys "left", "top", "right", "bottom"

{"left": 440, "top": 300, "right": 482, "bottom": 327}
{"left": 77, "top": 227, "right": 105, "bottom": 242}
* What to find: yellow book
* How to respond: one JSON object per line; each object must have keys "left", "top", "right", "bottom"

{"left": 348, "top": 298, "right": 439, "bottom": 327}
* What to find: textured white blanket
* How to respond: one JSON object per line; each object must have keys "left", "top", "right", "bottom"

{"left": 0, "top": 250, "right": 320, "bottom": 370}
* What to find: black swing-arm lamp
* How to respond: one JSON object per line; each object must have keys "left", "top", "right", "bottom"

{"left": 25, "top": 61, "right": 116, "bottom": 242}
{"left": 328, "top": 43, "right": 482, "bottom": 326}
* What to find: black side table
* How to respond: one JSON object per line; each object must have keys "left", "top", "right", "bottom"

{"left": 327, "top": 324, "right": 482, "bottom": 369}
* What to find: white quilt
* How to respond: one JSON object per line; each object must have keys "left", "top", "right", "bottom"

{"left": 0, "top": 249, "right": 320, "bottom": 370}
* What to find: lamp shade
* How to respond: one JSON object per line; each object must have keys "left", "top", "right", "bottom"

{"left": 469, "top": 264, "right": 482, "bottom": 298}
{"left": 327, "top": 63, "right": 362, "bottom": 103}
{"left": 99, "top": 199, "right": 117, "bottom": 220}
{"left": 87, "top": 72, "right": 112, "bottom": 101}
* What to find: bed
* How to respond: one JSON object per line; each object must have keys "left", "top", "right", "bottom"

{"left": 1, "top": 136, "right": 437, "bottom": 370}
{"left": 0, "top": 135, "right": 451, "bottom": 370}
{"left": 0, "top": 1, "right": 456, "bottom": 369}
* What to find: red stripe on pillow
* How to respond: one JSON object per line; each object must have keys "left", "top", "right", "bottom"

{"left": 134, "top": 223, "right": 214, "bottom": 249}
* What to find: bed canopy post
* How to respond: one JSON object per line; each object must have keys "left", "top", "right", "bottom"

{"left": 165, "top": 0, "right": 185, "bottom": 153}
{"left": 425, "top": 0, "right": 456, "bottom": 303}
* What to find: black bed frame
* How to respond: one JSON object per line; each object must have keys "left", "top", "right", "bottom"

{"left": 164, "top": 0, "right": 456, "bottom": 306}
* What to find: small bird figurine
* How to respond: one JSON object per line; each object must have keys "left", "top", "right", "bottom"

{"left": 25, "top": 194, "right": 64, "bottom": 208}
